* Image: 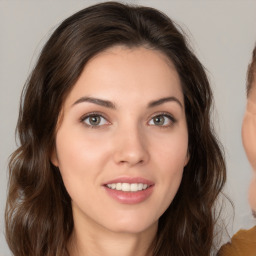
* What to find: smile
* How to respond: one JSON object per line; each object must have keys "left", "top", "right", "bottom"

{"left": 106, "top": 183, "right": 149, "bottom": 192}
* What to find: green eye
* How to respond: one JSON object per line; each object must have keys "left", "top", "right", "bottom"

{"left": 149, "top": 114, "right": 175, "bottom": 127}
{"left": 88, "top": 116, "right": 101, "bottom": 125}
{"left": 82, "top": 114, "right": 108, "bottom": 127}
{"left": 153, "top": 116, "right": 165, "bottom": 125}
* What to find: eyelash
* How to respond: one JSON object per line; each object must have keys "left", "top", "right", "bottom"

{"left": 80, "top": 112, "right": 176, "bottom": 128}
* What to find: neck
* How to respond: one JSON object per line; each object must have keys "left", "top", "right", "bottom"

{"left": 68, "top": 209, "right": 157, "bottom": 256}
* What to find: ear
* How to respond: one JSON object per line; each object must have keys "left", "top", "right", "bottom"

{"left": 50, "top": 146, "right": 59, "bottom": 167}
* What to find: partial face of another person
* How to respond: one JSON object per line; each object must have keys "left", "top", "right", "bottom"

{"left": 51, "top": 46, "right": 189, "bottom": 235}
{"left": 242, "top": 72, "right": 256, "bottom": 211}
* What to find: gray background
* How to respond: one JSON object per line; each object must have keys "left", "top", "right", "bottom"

{"left": 1, "top": 0, "right": 256, "bottom": 255}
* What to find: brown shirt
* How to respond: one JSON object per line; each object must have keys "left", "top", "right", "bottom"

{"left": 218, "top": 226, "right": 256, "bottom": 256}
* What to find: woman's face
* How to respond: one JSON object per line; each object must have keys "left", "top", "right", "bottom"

{"left": 242, "top": 81, "right": 256, "bottom": 211}
{"left": 52, "top": 46, "right": 189, "bottom": 235}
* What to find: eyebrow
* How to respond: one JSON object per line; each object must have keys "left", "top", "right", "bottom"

{"left": 72, "top": 97, "right": 116, "bottom": 109}
{"left": 72, "top": 96, "right": 183, "bottom": 109}
{"left": 148, "top": 97, "right": 183, "bottom": 109}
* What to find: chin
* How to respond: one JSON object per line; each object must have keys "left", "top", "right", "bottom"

{"left": 249, "top": 180, "right": 256, "bottom": 212}
{"left": 104, "top": 216, "right": 158, "bottom": 234}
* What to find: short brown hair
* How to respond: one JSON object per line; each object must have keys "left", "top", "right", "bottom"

{"left": 247, "top": 44, "right": 256, "bottom": 96}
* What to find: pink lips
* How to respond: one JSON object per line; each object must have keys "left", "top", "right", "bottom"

{"left": 103, "top": 177, "right": 154, "bottom": 204}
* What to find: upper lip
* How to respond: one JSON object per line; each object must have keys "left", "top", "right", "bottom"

{"left": 103, "top": 177, "right": 154, "bottom": 186}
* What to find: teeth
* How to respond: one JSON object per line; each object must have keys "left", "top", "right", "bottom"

{"left": 116, "top": 183, "right": 122, "bottom": 190}
{"left": 122, "top": 183, "right": 130, "bottom": 191}
{"left": 138, "top": 183, "right": 143, "bottom": 190}
{"left": 106, "top": 183, "right": 149, "bottom": 192}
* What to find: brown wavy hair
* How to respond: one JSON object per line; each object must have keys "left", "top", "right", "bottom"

{"left": 5, "top": 2, "right": 226, "bottom": 255}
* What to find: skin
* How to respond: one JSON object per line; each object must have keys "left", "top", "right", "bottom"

{"left": 52, "top": 46, "right": 189, "bottom": 256}
{"left": 242, "top": 78, "right": 256, "bottom": 212}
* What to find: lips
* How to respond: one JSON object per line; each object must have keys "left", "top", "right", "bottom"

{"left": 103, "top": 177, "right": 154, "bottom": 204}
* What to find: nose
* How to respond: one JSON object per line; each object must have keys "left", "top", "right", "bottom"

{"left": 113, "top": 125, "right": 150, "bottom": 167}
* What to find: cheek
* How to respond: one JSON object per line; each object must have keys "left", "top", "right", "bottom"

{"left": 159, "top": 141, "right": 187, "bottom": 186}
{"left": 242, "top": 114, "right": 256, "bottom": 169}
{"left": 249, "top": 175, "right": 256, "bottom": 212}
{"left": 152, "top": 125, "right": 189, "bottom": 166}
{"left": 151, "top": 127, "right": 188, "bottom": 207}
{"left": 56, "top": 126, "right": 110, "bottom": 165}
{"left": 55, "top": 128, "right": 111, "bottom": 192}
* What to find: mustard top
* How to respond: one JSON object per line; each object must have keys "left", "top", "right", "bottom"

{"left": 218, "top": 226, "right": 256, "bottom": 256}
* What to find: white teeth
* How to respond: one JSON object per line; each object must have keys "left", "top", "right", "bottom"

{"left": 116, "top": 183, "right": 122, "bottom": 190}
{"left": 106, "top": 183, "right": 149, "bottom": 192}
{"left": 138, "top": 183, "right": 143, "bottom": 190}
{"left": 108, "top": 183, "right": 116, "bottom": 189}
{"left": 130, "top": 183, "right": 138, "bottom": 191}
{"left": 122, "top": 183, "right": 130, "bottom": 191}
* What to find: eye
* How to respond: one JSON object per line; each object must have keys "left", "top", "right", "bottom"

{"left": 148, "top": 114, "right": 176, "bottom": 127}
{"left": 81, "top": 113, "right": 109, "bottom": 127}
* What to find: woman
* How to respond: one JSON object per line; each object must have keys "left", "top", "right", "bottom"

{"left": 5, "top": 2, "right": 226, "bottom": 256}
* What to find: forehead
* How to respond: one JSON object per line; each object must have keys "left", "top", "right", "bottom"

{"left": 64, "top": 45, "right": 183, "bottom": 108}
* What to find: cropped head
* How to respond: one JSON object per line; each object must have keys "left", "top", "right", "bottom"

{"left": 5, "top": 2, "right": 226, "bottom": 256}
{"left": 242, "top": 44, "right": 256, "bottom": 212}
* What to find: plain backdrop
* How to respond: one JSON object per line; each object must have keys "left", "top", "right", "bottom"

{"left": 1, "top": 0, "right": 256, "bottom": 255}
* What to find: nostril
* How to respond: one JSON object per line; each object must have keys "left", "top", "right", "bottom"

{"left": 118, "top": 159, "right": 144, "bottom": 166}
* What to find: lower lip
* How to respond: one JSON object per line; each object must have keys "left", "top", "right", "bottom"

{"left": 104, "top": 186, "right": 154, "bottom": 204}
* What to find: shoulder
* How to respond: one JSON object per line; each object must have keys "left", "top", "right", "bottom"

{"left": 218, "top": 226, "right": 256, "bottom": 256}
